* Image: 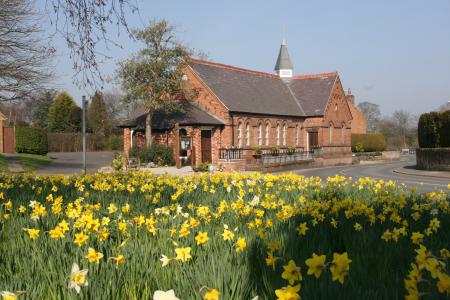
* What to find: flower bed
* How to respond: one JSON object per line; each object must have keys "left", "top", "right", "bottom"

{"left": 0, "top": 173, "right": 449, "bottom": 299}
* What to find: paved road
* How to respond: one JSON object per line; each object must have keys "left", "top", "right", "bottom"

{"left": 282, "top": 155, "right": 450, "bottom": 193}
{"left": 38, "top": 152, "right": 115, "bottom": 175}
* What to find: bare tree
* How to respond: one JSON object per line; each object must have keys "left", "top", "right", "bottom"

{"left": 103, "top": 88, "right": 133, "bottom": 120}
{"left": 357, "top": 101, "right": 381, "bottom": 132}
{"left": 46, "top": 0, "right": 138, "bottom": 88}
{"left": 0, "top": 0, "right": 53, "bottom": 102}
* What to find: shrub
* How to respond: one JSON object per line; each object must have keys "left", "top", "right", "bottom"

{"left": 439, "top": 110, "right": 450, "bottom": 147}
{"left": 130, "top": 144, "right": 175, "bottom": 166}
{"left": 418, "top": 112, "right": 440, "bottom": 148}
{"left": 351, "top": 133, "right": 386, "bottom": 152}
{"left": 47, "top": 133, "right": 106, "bottom": 152}
{"left": 15, "top": 127, "right": 48, "bottom": 155}
{"left": 111, "top": 153, "right": 125, "bottom": 172}
{"left": 108, "top": 135, "right": 123, "bottom": 151}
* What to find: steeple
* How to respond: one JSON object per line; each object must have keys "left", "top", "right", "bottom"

{"left": 274, "top": 38, "right": 293, "bottom": 81}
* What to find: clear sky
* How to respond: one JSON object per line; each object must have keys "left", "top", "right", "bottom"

{"left": 43, "top": 0, "right": 450, "bottom": 115}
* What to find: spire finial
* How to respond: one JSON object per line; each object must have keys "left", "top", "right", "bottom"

{"left": 282, "top": 26, "right": 286, "bottom": 45}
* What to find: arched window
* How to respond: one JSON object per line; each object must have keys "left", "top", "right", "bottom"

{"left": 329, "top": 123, "right": 333, "bottom": 145}
{"left": 258, "top": 124, "right": 262, "bottom": 146}
{"left": 237, "top": 123, "right": 242, "bottom": 147}
{"left": 295, "top": 124, "right": 299, "bottom": 146}
{"left": 245, "top": 123, "right": 250, "bottom": 146}
{"left": 282, "top": 124, "right": 287, "bottom": 146}
{"left": 276, "top": 124, "right": 280, "bottom": 146}
{"left": 265, "top": 123, "right": 270, "bottom": 146}
{"left": 341, "top": 123, "right": 345, "bottom": 144}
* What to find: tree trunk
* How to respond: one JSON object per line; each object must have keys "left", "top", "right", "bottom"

{"left": 146, "top": 111, "right": 153, "bottom": 147}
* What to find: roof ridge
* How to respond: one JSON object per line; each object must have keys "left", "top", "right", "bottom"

{"left": 292, "top": 72, "right": 338, "bottom": 80}
{"left": 189, "top": 58, "right": 279, "bottom": 79}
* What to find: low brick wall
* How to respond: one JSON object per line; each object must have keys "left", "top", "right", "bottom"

{"left": 416, "top": 148, "right": 450, "bottom": 171}
{"left": 218, "top": 159, "right": 247, "bottom": 171}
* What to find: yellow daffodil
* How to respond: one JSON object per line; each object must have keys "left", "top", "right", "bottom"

{"left": 281, "top": 260, "right": 302, "bottom": 285}
{"left": 275, "top": 284, "right": 301, "bottom": 300}
{"left": 305, "top": 253, "right": 326, "bottom": 279}
{"left": 330, "top": 252, "right": 352, "bottom": 284}
{"left": 175, "top": 247, "right": 191, "bottom": 262}
{"left": 195, "top": 232, "right": 209, "bottom": 246}
{"left": 204, "top": 288, "right": 220, "bottom": 300}
{"left": 85, "top": 247, "right": 103, "bottom": 264}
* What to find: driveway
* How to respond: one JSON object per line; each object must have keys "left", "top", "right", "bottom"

{"left": 38, "top": 152, "right": 115, "bottom": 175}
{"left": 279, "top": 155, "right": 450, "bottom": 193}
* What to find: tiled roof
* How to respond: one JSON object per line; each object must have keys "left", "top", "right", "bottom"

{"left": 189, "top": 60, "right": 306, "bottom": 117}
{"left": 289, "top": 74, "right": 337, "bottom": 116}
{"left": 120, "top": 101, "right": 224, "bottom": 130}
{"left": 189, "top": 59, "right": 337, "bottom": 117}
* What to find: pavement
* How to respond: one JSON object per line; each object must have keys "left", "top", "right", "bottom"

{"left": 37, "top": 152, "right": 115, "bottom": 175}
{"left": 2, "top": 153, "right": 24, "bottom": 172}
{"left": 278, "top": 155, "right": 450, "bottom": 193}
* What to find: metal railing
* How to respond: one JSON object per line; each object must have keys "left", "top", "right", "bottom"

{"left": 219, "top": 148, "right": 243, "bottom": 160}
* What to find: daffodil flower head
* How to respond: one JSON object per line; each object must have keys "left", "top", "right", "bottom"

{"left": 68, "top": 263, "right": 88, "bottom": 294}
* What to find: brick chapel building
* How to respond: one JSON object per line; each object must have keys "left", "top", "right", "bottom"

{"left": 121, "top": 40, "right": 366, "bottom": 170}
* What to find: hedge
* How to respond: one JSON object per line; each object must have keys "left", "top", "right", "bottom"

{"left": 351, "top": 133, "right": 386, "bottom": 152}
{"left": 418, "top": 110, "right": 450, "bottom": 148}
{"left": 15, "top": 127, "right": 48, "bottom": 155}
{"left": 47, "top": 133, "right": 122, "bottom": 152}
{"left": 130, "top": 144, "right": 175, "bottom": 166}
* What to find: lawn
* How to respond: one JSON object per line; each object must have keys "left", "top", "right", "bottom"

{"left": 16, "top": 153, "right": 52, "bottom": 172}
{"left": 0, "top": 154, "right": 7, "bottom": 172}
{"left": 0, "top": 172, "right": 449, "bottom": 299}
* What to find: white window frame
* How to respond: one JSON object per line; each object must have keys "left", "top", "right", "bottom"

{"left": 265, "top": 123, "right": 270, "bottom": 146}
{"left": 329, "top": 123, "right": 333, "bottom": 145}
{"left": 245, "top": 123, "right": 250, "bottom": 146}
{"left": 295, "top": 125, "right": 299, "bottom": 146}
{"left": 237, "top": 123, "right": 242, "bottom": 147}
{"left": 282, "top": 124, "right": 287, "bottom": 146}
{"left": 276, "top": 125, "right": 280, "bottom": 146}
{"left": 258, "top": 124, "right": 262, "bottom": 146}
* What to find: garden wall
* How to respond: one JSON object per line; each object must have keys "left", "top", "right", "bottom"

{"left": 416, "top": 148, "right": 450, "bottom": 171}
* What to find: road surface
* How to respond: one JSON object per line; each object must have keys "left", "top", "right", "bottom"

{"left": 281, "top": 155, "right": 449, "bottom": 193}
{"left": 38, "top": 152, "right": 115, "bottom": 175}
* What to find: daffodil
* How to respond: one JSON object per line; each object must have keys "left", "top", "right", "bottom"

{"left": 74, "top": 232, "right": 88, "bottom": 247}
{"left": 275, "top": 284, "right": 301, "bottom": 300}
{"left": 160, "top": 254, "right": 171, "bottom": 267}
{"left": 204, "top": 288, "right": 220, "bottom": 300}
{"left": 0, "top": 291, "right": 17, "bottom": 300}
{"left": 305, "top": 253, "right": 326, "bottom": 278}
{"left": 68, "top": 263, "right": 88, "bottom": 294}
{"left": 281, "top": 260, "right": 302, "bottom": 285}
{"left": 24, "top": 228, "right": 40, "bottom": 240}
{"left": 235, "top": 237, "right": 247, "bottom": 252}
{"left": 330, "top": 252, "right": 352, "bottom": 284}
{"left": 175, "top": 247, "right": 191, "bottom": 262}
{"left": 85, "top": 247, "right": 103, "bottom": 264}
{"left": 153, "top": 289, "right": 180, "bottom": 300}
{"left": 195, "top": 232, "right": 209, "bottom": 245}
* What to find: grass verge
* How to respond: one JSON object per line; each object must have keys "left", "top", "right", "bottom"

{"left": 16, "top": 153, "right": 52, "bottom": 172}
{"left": 0, "top": 154, "right": 7, "bottom": 172}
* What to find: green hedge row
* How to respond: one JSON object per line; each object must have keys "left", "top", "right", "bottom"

{"left": 15, "top": 127, "right": 48, "bottom": 155}
{"left": 351, "top": 133, "right": 386, "bottom": 152}
{"left": 130, "top": 144, "right": 175, "bottom": 166}
{"left": 418, "top": 110, "right": 450, "bottom": 148}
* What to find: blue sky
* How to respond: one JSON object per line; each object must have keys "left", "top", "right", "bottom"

{"left": 43, "top": 0, "right": 450, "bottom": 115}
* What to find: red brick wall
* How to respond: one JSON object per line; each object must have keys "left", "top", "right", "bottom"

{"left": 322, "top": 77, "right": 353, "bottom": 147}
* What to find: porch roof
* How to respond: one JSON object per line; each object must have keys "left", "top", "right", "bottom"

{"left": 120, "top": 101, "right": 224, "bottom": 130}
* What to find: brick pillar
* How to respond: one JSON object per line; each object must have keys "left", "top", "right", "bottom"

{"left": 0, "top": 119, "right": 3, "bottom": 153}
{"left": 123, "top": 128, "right": 131, "bottom": 160}
{"left": 174, "top": 124, "right": 181, "bottom": 169}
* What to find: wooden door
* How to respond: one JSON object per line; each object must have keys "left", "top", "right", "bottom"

{"left": 3, "top": 127, "right": 15, "bottom": 153}
{"left": 308, "top": 131, "right": 318, "bottom": 150}
{"left": 201, "top": 130, "right": 212, "bottom": 163}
